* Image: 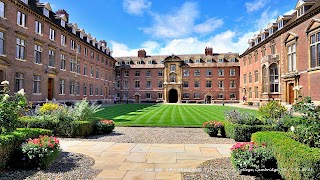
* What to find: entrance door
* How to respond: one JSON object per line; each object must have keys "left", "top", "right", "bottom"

{"left": 289, "top": 83, "right": 294, "bottom": 104}
{"left": 105, "top": 87, "right": 108, "bottom": 99}
{"left": 206, "top": 96, "right": 212, "bottom": 104}
{"left": 134, "top": 95, "right": 140, "bottom": 103}
{"left": 47, "top": 78, "right": 54, "bottom": 100}
{"left": 168, "top": 89, "right": 178, "bottom": 103}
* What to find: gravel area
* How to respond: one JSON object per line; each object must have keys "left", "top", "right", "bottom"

{"left": 0, "top": 152, "right": 101, "bottom": 180}
{"left": 61, "top": 127, "right": 236, "bottom": 144}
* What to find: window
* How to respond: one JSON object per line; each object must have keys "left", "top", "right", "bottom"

{"left": 135, "top": 80, "right": 140, "bottom": 88}
{"left": 61, "top": 19, "right": 65, "bottom": 27}
{"left": 230, "top": 58, "right": 236, "bottom": 62}
{"left": 230, "top": 93, "right": 236, "bottom": 99}
{"left": 124, "top": 81, "right": 128, "bottom": 89}
{"left": 91, "top": 51, "right": 94, "bottom": 59}
{"left": 76, "top": 61, "right": 80, "bottom": 74}
{"left": 243, "top": 74, "right": 247, "bottom": 84}
{"left": 17, "top": 11, "right": 26, "bottom": 27}
{"left": 61, "top": 34, "right": 66, "bottom": 46}
{"left": 34, "top": 44, "right": 42, "bottom": 64}
{"left": 70, "top": 40, "right": 75, "bottom": 50}
{"left": 157, "top": 81, "right": 163, "bottom": 88}
{"left": 262, "top": 47, "right": 266, "bottom": 57}
{"left": 218, "top": 69, "right": 224, "bottom": 76}
{"left": 96, "top": 54, "right": 99, "bottom": 61}
{"left": 60, "top": 54, "right": 66, "bottom": 70}
{"left": 76, "top": 82, "right": 80, "bottom": 95}
{"left": 146, "top": 70, "right": 151, "bottom": 77}
{"left": 183, "top": 81, "right": 189, "bottom": 88}
{"left": 69, "top": 81, "right": 74, "bottom": 95}
{"left": 135, "top": 70, "right": 140, "bottom": 77}
{"left": 70, "top": 58, "right": 75, "bottom": 72}
{"left": 16, "top": 38, "right": 25, "bottom": 59}
{"left": 49, "top": 28, "right": 55, "bottom": 41}
{"left": 194, "top": 70, "right": 200, "bottom": 76}
{"left": 0, "top": 1, "right": 4, "bottom": 18}
{"left": 96, "top": 68, "right": 99, "bottom": 78}
{"left": 297, "top": 6, "right": 304, "bottom": 17}
{"left": 206, "top": 70, "right": 212, "bottom": 76}
{"left": 207, "top": 59, "right": 212, "bottom": 63}
{"left": 218, "top": 58, "right": 223, "bottom": 63}
{"left": 170, "top": 64, "right": 176, "bottom": 72}
{"left": 310, "top": 33, "right": 320, "bottom": 68}
{"left": 84, "top": 48, "right": 88, "bottom": 56}
{"left": 183, "top": 70, "right": 189, "bottom": 76}
{"left": 32, "top": 75, "right": 41, "bottom": 93}
{"left": 183, "top": 93, "right": 189, "bottom": 99}
{"left": 170, "top": 74, "right": 176, "bottom": 82}
{"left": 146, "top": 81, "right": 151, "bottom": 88}
{"left": 95, "top": 86, "right": 98, "bottom": 96}
{"left": 184, "top": 59, "right": 189, "bottom": 63}
{"left": 230, "top": 69, "right": 236, "bottom": 76}
{"left": 271, "top": 44, "right": 276, "bottom": 54}
{"left": 124, "top": 70, "right": 129, "bottom": 77}
{"left": 254, "top": 51, "right": 258, "bottom": 62}
{"left": 35, "top": 21, "right": 42, "bottom": 34}
{"left": 83, "top": 83, "right": 87, "bottom": 96}
{"left": 194, "top": 81, "right": 200, "bottom": 88}
{"left": 218, "top": 94, "right": 224, "bottom": 99}
{"left": 15, "top": 72, "right": 24, "bottom": 92}
{"left": 147, "top": 60, "right": 152, "bottom": 64}
{"left": 77, "top": 44, "right": 81, "bottom": 54}
{"left": 90, "top": 66, "right": 94, "bottom": 77}
{"left": 206, "top": 80, "right": 212, "bottom": 88}
{"left": 194, "top": 93, "right": 200, "bottom": 99}
{"left": 146, "top": 93, "right": 151, "bottom": 99}
{"left": 249, "top": 87, "right": 252, "bottom": 98}
{"left": 270, "top": 64, "right": 279, "bottom": 93}
{"left": 48, "top": 50, "right": 55, "bottom": 67}
{"left": 255, "top": 86, "right": 259, "bottom": 98}
{"left": 83, "top": 64, "right": 87, "bottom": 75}
{"left": 89, "top": 84, "right": 93, "bottom": 95}
{"left": 158, "top": 93, "right": 163, "bottom": 99}
{"left": 278, "top": 20, "right": 283, "bottom": 29}
{"left": 195, "top": 59, "right": 200, "bottom": 63}
{"left": 287, "top": 43, "right": 297, "bottom": 72}
{"left": 43, "top": 8, "right": 49, "bottom": 17}
{"left": 115, "top": 81, "right": 120, "bottom": 88}
{"left": 248, "top": 56, "right": 252, "bottom": 65}
{"left": 59, "top": 79, "right": 65, "bottom": 95}
{"left": 230, "top": 80, "right": 236, "bottom": 88}
{"left": 218, "top": 80, "right": 224, "bottom": 88}
{"left": 254, "top": 70, "right": 259, "bottom": 82}
{"left": 115, "top": 70, "right": 120, "bottom": 77}
{"left": 0, "top": 32, "right": 3, "bottom": 55}
{"left": 249, "top": 72, "right": 252, "bottom": 83}
{"left": 243, "top": 58, "right": 247, "bottom": 67}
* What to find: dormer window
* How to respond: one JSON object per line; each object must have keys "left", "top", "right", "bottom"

{"left": 269, "top": 28, "right": 273, "bottom": 35}
{"left": 230, "top": 58, "right": 236, "bottom": 62}
{"left": 207, "top": 59, "right": 212, "bottom": 63}
{"left": 72, "top": 27, "right": 76, "bottom": 34}
{"left": 148, "top": 61, "right": 152, "bottom": 64}
{"left": 21, "top": 0, "right": 28, "bottom": 4}
{"left": 255, "top": 39, "right": 259, "bottom": 45}
{"left": 61, "top": 19, "right": 65, "bottom": 27}
{"left": 126, "top": 61, "right": 130, "bottom": 65}
{"left": 137, "top": 61, "right": 141, "bottom": 65}
{"left": 80, "top": 33, "right": 83, "bottom": 39}
{"left": 297, "top": 6, "right": 304, "bottom": 17}
{"left": 43, "top": 8, "right": 49, "bottom": 17}
{"left": 184, "top": 60, "right": 189, "bottom": 63}
{"left": 218, "top": 58, "right": 223, "bottom": 63}
{"left": 195, "top": 59, "right": 200, "bottom": 63}
{"left": 278, "top": 20, "right": 283, "bottom": 29}
{"left": 261, "top": 34, "right": 265, "bottom": 41}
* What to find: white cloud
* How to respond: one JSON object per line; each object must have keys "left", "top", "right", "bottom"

{"left": 255, "top": 8, "right": 279, "bottom": 30}
{"left": 141, "top": 2, "right": 223, "bottom": 39}
{"left": 111, "top": 40, "right": 160, "bottom": 57}
{"left": 123, "top": 0, "right": 151, "bottom": 15}
{"left": 284, "top": 9, "right": 295, "bottom": 15}
{"left": 245, "top": 0, "right": 268, "bottom": 13}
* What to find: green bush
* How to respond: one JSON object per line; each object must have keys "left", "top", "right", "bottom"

{"left": 18, "top": 116, "right": 59, "bottom": 130}
{"left": 94, "top": 120, "right": 115, "bottom": 135}
{"left": 224, "top": 109, "right": 262, "bottom": 126}
{"left": 0, "top": 128, "right": 52, "bottom": 169}
{"left": 258, "top": 101, "right": 287, "bottom": 122}
{"left": 252, "top": 131, "right": 320, "bottom": 180}
{"left": 55, "top": 120, "right": 94, "bottom": 137}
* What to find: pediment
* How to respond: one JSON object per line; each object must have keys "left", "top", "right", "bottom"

{"left": 44, "top": 3, "right": 52, "bottom": 11}
{"left": 284, "top": 32, "right": 298, "bottom": 42}
{"left": 133, "top": 92, "right": 141, "bottom": 96}
{"left": 306, "top": 18, "right": 320, "bottom": 32}
{"left": 46, "top": 68, "right": 59, "bottom": 75}
{"left": 295, "top": 0, "right": 305, "bottom": 9}
{"left": 164, "top": 55, "right": 182, "bottom": 62}
{"left": 0, "top": 56, "right": 11, "bottom": 66}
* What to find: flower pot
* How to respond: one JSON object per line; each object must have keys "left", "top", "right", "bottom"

{"left": 208, "top": 129, "right": 218, "bottom": 137}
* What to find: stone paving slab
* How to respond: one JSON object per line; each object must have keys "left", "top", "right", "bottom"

{"left": 60, "top": 140, "right": 233, "bottom": 180}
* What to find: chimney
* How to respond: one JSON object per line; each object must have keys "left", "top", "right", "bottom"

{"left": 138, "top": 49, "right": 146, "bottom": 58}
{"left": 205, "top": 47, "right": 213, "bottom": 56}
{"left": 56, "top": 9, "right": 69, "bottom": 22}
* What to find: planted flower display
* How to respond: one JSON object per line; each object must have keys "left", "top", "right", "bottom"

{"left": 21, "top": 135, "right": 61, "bottom": 169}
{"left": 94, "top": 120, "right": 115, "bottom": 134}
{"left": 203, "top": 120, "right": 224, "bottom": 137}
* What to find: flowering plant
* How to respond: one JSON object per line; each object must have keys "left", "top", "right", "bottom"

{"left": 21, "top": 135, "right": 61, "bottom": 168}
{"left": 0, "top": 80, "right": 28, "bottom": 133}
{"left": 203, "top": 120, "right": 224, "bottom": 137}
{"left": 94, "top": 119, "right": 115, "bottom": 134}
{"left": 231, "top": 142, "right": 276, "bottom": 173}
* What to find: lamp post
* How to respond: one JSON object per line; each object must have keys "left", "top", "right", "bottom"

{"left": 222, "top": 87, "right": 225, "bottom": 106}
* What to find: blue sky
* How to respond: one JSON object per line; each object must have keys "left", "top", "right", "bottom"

{"left": 45, "top": 0, "right": 297, "bottom": 57}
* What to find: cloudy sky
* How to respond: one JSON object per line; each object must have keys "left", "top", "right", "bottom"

{"left": 46, "top": 0, "right": 297, "bottom": 57}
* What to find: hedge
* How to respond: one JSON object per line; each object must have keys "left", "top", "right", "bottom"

{"left": 220, "top": 120, "right": 277, "bottom": 142}
{"left": 252, "top": 131, "right": 320, "bottom": 180}
{"left": 70, "top": 121, "right": 95, "bottom": 137}
{"left": 0, "top": 128, "right": 52, "bottom": 169}
{"left": 18, "top": 116, "right": 59, "bottom": 130}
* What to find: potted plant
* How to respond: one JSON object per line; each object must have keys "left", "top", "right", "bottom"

{"left": 203, "top": 120, "right": 224, "bottom": 137}
{"left": 94, "top": 120, "right": 115, "bottom": 134}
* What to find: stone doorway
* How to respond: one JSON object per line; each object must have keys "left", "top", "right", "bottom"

{"left": 206, "top": 96, "right": 212, "bottom": 104}
{"left": 47, "top": 78, "right": 54, "bottom": 100}
{"left": 134, "top": 95, "right": 140, "bottom": 103}
{"left": 168, "top": 89, "right": 178, "bottom": 103}
{"left": 288, "top": 83, "right": 294, "bottom": 104}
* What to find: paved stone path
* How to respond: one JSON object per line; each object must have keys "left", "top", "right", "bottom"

{"left": 60, "top": 140, "right": 232, "bottom": 180}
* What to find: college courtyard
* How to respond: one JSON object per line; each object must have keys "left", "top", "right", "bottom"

{"left": 0, "top": 0, "right": 320, "bottom": 180}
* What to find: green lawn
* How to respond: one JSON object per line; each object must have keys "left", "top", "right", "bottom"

{"left": 92, "top": 104, "right": 256, "bottom": 127}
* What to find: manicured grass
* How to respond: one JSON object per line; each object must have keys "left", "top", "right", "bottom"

{"left": 92, "top": 104, "right": 256, "bottom": 127}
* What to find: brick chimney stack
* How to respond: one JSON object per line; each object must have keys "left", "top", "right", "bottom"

{"left": 56, "top": 9, "right": 69, "bottom": 22}
{"left": 138, "top": 49, "right": 146, "bottom": 58}
{"left": 205, "top": 47, "right": 213, "bottom": 56}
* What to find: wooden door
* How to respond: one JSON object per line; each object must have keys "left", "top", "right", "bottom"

{"left": 289, "top": 83, "right": 294, "bottom": 104}
{"left": 48, "top": 78, "right": 53, "bottom": 100}
{"left": 134, "top": 95, "right": 139, "bottom": 103}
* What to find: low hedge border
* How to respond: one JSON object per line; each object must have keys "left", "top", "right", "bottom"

{"left": 219, "top": 120, "right": 277, "bottom": 142}
{"left": 70, "top": 121, "right": 95, "bottom": 137}
{"left": 252, "top": 131, "right": 320, "bottom": 180}
{"left": 0, "top": 128, "right": 52, "bottom": 169}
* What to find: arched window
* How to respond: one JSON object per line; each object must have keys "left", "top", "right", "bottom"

{"left": 269, "top": 64, "right": 279, "bottom": 93}
{"left": 170, "top": 73, "right": 176, "bottom": 83}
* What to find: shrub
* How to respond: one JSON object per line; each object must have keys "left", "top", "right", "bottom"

{"left": 20, "top": 135, "right": 61, "bottom": 169}
{"left": 39, "top": 102, "right": 59, "bottom": 114}
{"left": 231, "top": 142, "right": 276, "bottom": 174}
{"left": 18, "top": 116, "right": 59, "bottom": 130}
{"left": 72, "top": 98, "right": 101, "bottom": 121}
{"left": 252, "top": 131, "right": 320, "bottom": 180}
{"left": 0, "top": 128, "right": 52, "bottom": 169}
{"left": 94, "top": 120, "right": 115, "bottom": 134}
{"left": 224, "top": 109, "right": 262, "bottom": 126}
{"left": 202, "top": 120, "right": 224, "bottom": 137}
{"left": 70, "top": 121, "right": 95, "bottom": 137}
{"left": 247, "top": 102, "right": 253, "bottom": 106}
{"left": 258, "top": 101, "right": 287, "bottom": 121}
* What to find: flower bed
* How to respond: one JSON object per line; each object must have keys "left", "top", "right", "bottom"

{"left": 202, "top": 120, "right": 224, "bottom": 137}
{"left": 94, "top": 120, "right": 115, "bottom": 134}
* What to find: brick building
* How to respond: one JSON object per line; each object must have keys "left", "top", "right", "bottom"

{"left": 240, "top": 0, "right": 320, "bottom": 105}
{"left": 115, "top": 48, "right": 240, "bottom": 103}
{"left": 0, "top": 0, "right": 116, "bottom": 103}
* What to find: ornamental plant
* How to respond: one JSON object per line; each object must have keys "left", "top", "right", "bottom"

{"left": 224, "top": 109, "right": 262, "bottom": 125}
{"left": 258, "top": 101, "right": 288, "bottom": 123}
{"left": 231, "top": 142, "right": 276, "bottom": 174}
{"left": 21, "top": 135, "right": 61, "bottom": 169}
{"left": 94, "top": 120, "right": 115, "bottom": 134}
{"left": 39, "top": 102, "right": 59, "bottom": 114}
{"left": 0, "top": 80, "right": 28, "bottom": 133}
{"left": 203, "top": 120, "right": 224, "bottom": 137}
